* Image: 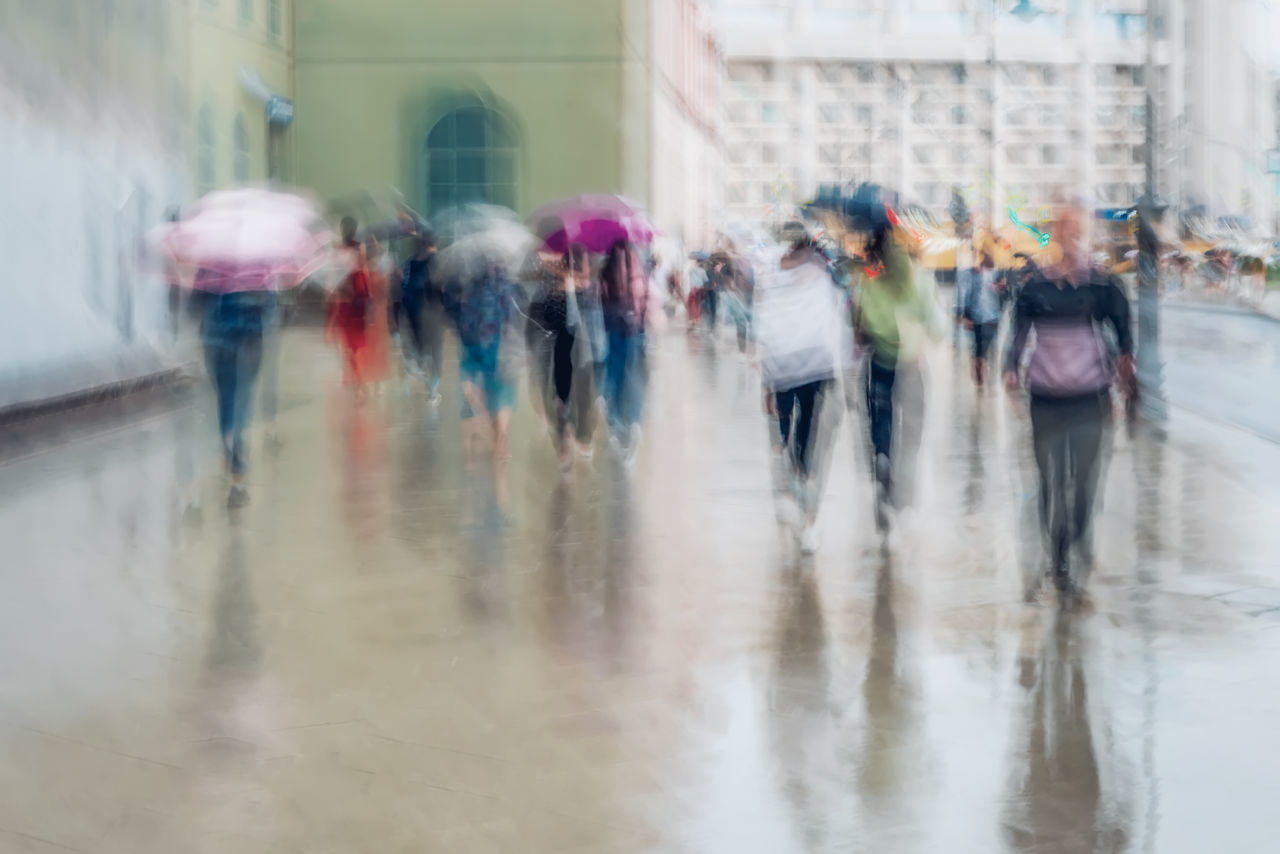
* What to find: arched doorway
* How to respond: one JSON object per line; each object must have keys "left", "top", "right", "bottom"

{"left": 423, "top": 105, "right": 518, "bottom": 214}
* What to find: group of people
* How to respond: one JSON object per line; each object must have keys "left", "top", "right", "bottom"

{"left": 189, "top": 193, "right": 1135, "bottom": 608}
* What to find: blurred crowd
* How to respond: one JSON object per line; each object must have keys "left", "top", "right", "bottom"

{"left": 156, "top": 184, "right": 1143, "bottom": 609}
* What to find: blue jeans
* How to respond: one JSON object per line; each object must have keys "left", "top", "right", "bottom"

{"left": 604, "top": 329, "right": 646, "bottom": 433}
{"left": 201, "top": 292, "right": 272, "bottom": 476}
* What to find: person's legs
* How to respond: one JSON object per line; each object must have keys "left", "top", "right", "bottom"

{"left": 1066, "top": 394, "right": 1107, "bottom": 562}
{"left": 866, "top": 359, "right": 897, "bottom": 466}
{"left": 228, "top": 331, "right": 264, "bottom": 481}
{"left": 402, "top": 296, "right": 425, "bottom": 375}
{"left": 423, "top": 306, "right": 445, "bottom": 398}
{"left": 204, "top": 337, "right": 237, "bottom": 472}
{"left": 622, "top": 332, "right": 647, "bottom": 430}
{"left": 775, "top": 386, "right": 799, "bottom": 456}
{"left": 1030, "top": 397, "right": 1071, "bottom": 579}
{"left": 790, "top": 380, "right": 822, "bottom": 479}
{"left": 605, "top": 329, "right": 628, "bottom": 435}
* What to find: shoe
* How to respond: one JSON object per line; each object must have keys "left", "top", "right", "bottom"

{"left": 775, "top": 496, "right": 802, "bottom": 531}
{"left": 576, "top": 441, "right": 594, "bottom": 460}
{"left": 227, "top": 484, "right": 249, "bottom": 509}
{"left": 799, "top": 525, "right": 820, "bottom": 555}
{"left": 428, "top": 391, "right": 442, "bottom": 406}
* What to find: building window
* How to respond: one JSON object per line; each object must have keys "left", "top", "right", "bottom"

{"left": 912, "top": 105, "right": 936, "bottom": 125}
{"left": 424, "top": 105, "right": 519, "bottom": 213}
{"left": 268, "top": 0, "right": 282, "bottom": 42}
{"left": 856, "top": 105, "right": 873, "bottom": 125}
{"left": 1007, "top": 146, "right": 1028, "bottom": 165}
{"left": 1132, "top": 143, "right": 1145, "bottom": 164}
{"left": 197, "top": 104, "right": 216, "bottom": 193}
{"left": 1007, "top": 106, "right": 1028, "bottom": 126}
{"left": 239, "top": 0, "right": 252, "bottom": 25}
{"left": 1041, "top": 145, "right": 1059, "bottom": 165}
{"left": 233, "top": 114, "right": 250, "bottom": 182}
{"left": 951, "top": 104, "right": 969, "bottom": 125}
{"left": 1095, "top": 106, "right": 1116, "bottom": 126}
{"left": 762, "top": 143, "right": 780, "bottom": 164}
{"left": 818, "top": 63, "right": 843, "bottom": 84}
{"left": 762, "top": 103, "right": 782, "bottom": 123}
{"left": 1096, "top": 144, "right": 1119, "bottom": 165}
{"left": 1004, "top": 64, "right": 1026, "bottom": 86}
{"left": 913, "top": 144, "right": 934, "bottom": 164}
{"left": 1040, "top": 104, "right": 1062, "bottom": 125}
{"left": 856, "top": 63, "right": 876, "bottom": 84}
{"left": 950, "top": 64, "right": 967, "bottom": 84}
{"left": 1131, "top": 105, "right": 1146, "bottom": 127}
{"left": 819, "top": 103, "right": 843, "bottom": 124}
{"left": 819, "top": 144, "right": 840, "bottom": 164}
{"left": 1041, "top": 65, "right": 1057, "bottom": 86}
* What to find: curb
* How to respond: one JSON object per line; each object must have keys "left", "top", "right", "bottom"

{"left": 0, "top": 365, "right": 193, "bottom": 429}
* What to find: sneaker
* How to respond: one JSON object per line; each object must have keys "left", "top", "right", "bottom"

{"left": 227, "top": 484, "right": 249, "bottom": 509}
{"left": 775, "top": 496, "right": 802, "bottom": 531}
{"left": 799, "top": 524, "right": 820, "bottom": 555}
{"left": 576, "top": 441, "right": 594, "bottom": 460}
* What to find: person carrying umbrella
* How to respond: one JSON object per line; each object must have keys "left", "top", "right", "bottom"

{"left": 158, "top": 187, "right": 331, "bottom": 508}
{"left": 400, "top": 234, "right": 443, "bottom": 402}
{"left": 600, "top": 239, "right": 651, "bottom": 460}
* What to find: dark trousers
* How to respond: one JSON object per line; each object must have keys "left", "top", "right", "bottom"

{"left": 865, "top": 359, "right": 897, "bottom": 464}
{"left": 203, "top": 331, "right": 264, "bottom": 477}
{"left": 776, "top": 380, "right": 825, "bottom": 478}
{"left": 1029, "top": 392, "right": 1107, "bottom": 572}
{"left": 703, "top": 287, "right": 718, "bottom": 328}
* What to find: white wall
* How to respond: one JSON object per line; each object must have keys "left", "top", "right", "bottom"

{"left": 0, "top": 77, "right": 187, "bottom": 409}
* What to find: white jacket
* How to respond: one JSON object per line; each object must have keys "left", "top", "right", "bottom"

{"left": 754, "top": 258, "right": 848, "bottom": 392}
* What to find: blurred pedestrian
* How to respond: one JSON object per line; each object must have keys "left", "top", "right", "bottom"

{"left": 958, "top": 250, "right": 1007, "bottom": 388}
{"left": 1003, "top": 201, "right": 1134, "bottom": 604}
{"left": 326, "top": 217, "right": 374, "bottom": 402}
{"left": 400, "top": 234, "right": 444, "bottom": 402}
{"left": 755, "top": 221, "right": 849, "bottom": 554}
{"left": 855, "top": 215, "right": 944, "bottom": 531}
{"left": 451, "top": 259, "right": 523, "bottom": 460}
{"left": 193, "top": 272, "right": 277, "bottom": 508}
{"left": 600, "top": 239, "right": 651, "bottom": 461}
{"left": 361, "top": 235, "right": 394, "bottom": 391}
{"left": 531, "top": 243, "right": 601, "bottom": 471}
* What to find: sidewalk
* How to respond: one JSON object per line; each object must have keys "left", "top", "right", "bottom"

{"left": 1, "top": 326, "right": 1279, "bottom": 851}
{"left": 1166, "top": 283, "right": 1280, "bottom": 322}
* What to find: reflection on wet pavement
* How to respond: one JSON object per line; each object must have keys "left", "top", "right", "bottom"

{"left": 2, "top": 329, "right": 1280, "bottom": 852}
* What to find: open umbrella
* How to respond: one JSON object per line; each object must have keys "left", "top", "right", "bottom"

{"left": 433, "top": 219, "right": 534, "bottom": 287}
{"left": 529, "top": 193, "right": 655, "bottom": 254}
{"left": 432, "top": 203, "right": 521, "bottom": 245}
{"left": 154, "top": 187, "right": 335, "bottom": 293}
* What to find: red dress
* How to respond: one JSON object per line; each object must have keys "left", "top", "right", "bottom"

{"left": 327, "top": 246, "right": 393, "bottom": 386}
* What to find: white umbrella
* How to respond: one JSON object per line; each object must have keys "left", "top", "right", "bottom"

{"left": 433, "top": 220, "right": 534, "bottom": 286}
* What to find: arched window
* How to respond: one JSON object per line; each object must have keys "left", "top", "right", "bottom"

{"left": 197, "top": 104, "right": 216, "bottom": 193}
{"left": 268, "top": 0, "right": 282, "bottom": 42}
{"left": 234, "top": 114, "right": 251, "bottom": 182}
{"left": 424, "top": 105, "right": 518, "bottom": 213}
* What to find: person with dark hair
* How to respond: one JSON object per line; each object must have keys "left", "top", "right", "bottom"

{"left": 958, "top": 249, "right": 1007, "bottom": 387}
{"left": 530, "top": 243, "right": 600, "bottom": 471}
{"left": 1004, "top": 202, "right": 1134, "bottom": 603}
{"left": 755, "top": 221, "right": 848, "bottom": 554}
{"left": 599, "top": 239, "right": 650, "bottom": 460}
{"left": 400, "top": 234, "right": 442, "bottom": 402}
{"left": 854, "top": 217, "right": 944, "bottom": 531}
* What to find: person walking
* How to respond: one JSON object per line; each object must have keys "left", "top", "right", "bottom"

{"left": 326, "top": 217, "right": 374, "bottom": 401}
{"left": 958, "top": 250, "right": 1007, "bottom": 388}
{"left": 1003, "top": 201, "right": 1134, "bottom": 603}
{"left": 450, "top": 259, "right": 523, "bottom": 461}
{"left": 599, "top": 239, "right": 651, "bottom": 461}
{"left": 755, "top": 222, "right": 849, "bottom": 554}
{"left": 400, "top": 234, "right": 443, "bottom": 402}
{"left": 854, "top": 213, "right": 944, "bottom": 531}
{"left": 193, "top": 271, "right": 277, "bottom": 508}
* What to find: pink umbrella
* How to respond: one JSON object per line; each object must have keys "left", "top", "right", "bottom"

{"left": 529, "top": 193, "right": 655, "bottom": 254}
{"left": 154, "top": 188, "right": 335, "bottom": 293}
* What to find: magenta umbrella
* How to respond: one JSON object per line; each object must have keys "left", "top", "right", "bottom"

{"left": 152, "top": 188, "right": 336, "bottom": 293}
{"left": 529, "top": 193, "right": 656, "bottom": 254}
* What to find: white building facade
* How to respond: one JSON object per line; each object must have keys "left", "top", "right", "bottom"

{"left": 711, "top": 0, "right": 1277, "bottom": 234}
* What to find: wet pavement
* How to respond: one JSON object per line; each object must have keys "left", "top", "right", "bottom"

{"left": 2, "top": 324, "right": 1280, "bottom": 853}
